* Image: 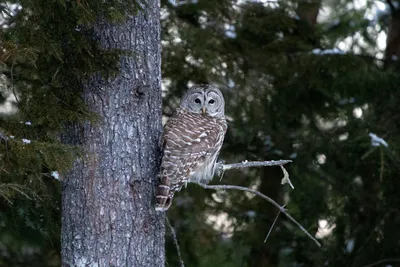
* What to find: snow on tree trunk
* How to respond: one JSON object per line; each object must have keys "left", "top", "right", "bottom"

{"left": 61, "top": 2, "right": 165, "bottom": 266}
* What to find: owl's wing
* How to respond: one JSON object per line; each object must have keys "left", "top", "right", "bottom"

{"left": 161, "top": 110, "right": 226, "bottom": 192}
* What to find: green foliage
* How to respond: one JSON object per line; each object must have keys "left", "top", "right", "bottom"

{"left": 162, "top": 0, "right": 400, "bottom": 266}
{"left": 2, "top": 0, "right": 400, "bottom": 266}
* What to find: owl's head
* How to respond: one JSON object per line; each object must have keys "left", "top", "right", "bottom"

{"left": 179, "top": 84, "right": 225, "bottom": 118}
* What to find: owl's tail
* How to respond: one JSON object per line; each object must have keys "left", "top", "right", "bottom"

{"left": 155, "top": 175, "right": 173, "bottom": 211}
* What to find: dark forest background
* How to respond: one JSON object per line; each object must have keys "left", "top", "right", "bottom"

{"left": 1, "top": 0, "right": 400, "bottom": 266}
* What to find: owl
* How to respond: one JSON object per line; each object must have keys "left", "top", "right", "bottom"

{"left": 155, "top": 84, "right": 227, "bottom": 211}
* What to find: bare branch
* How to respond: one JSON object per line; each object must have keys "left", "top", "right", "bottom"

{"left": 218, "top": 160, "right": 292, "bottom": 172}
{"left": 198, "top": 183, "right": 321, "bottom": 247}
{"left": 218, "top": 160, "right": 294, "bottom": 187}
{"left": 166, "top": 217, "right": 185, "bottom": 267}
{"left": 208, "top": 159, "right": 319, "bottom": 246}
{"left": 264, "top": 205, "right": 285, "bottom": 243}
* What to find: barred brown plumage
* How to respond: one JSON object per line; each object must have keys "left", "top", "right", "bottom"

{"left": 155, "top": 85, "right": 227, "bottom": 211}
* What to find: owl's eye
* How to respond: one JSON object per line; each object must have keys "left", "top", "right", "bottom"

{"left": 195, "top": 98, "right": 201, "bottom": 104}
{"left": 208, "top": 99, "right": 215, "bottom": 104}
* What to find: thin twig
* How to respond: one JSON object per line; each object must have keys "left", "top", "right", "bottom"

{"left": 199, "top": 183, "right": 321, "bottom": 247}
{"left": 166, "top": 217, "right": 185, "bottom": 267}
{"left": 379, "top": 150, "right": 384, "bottom": 182}
{"left": 10, "top": 61, "right": 19, "bottom": 104}
{"left": 264, "top": 205, "right": 286, "bottom": 243}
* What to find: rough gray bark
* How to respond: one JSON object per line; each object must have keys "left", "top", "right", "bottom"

{"left": 61, "top": 2, "right": 165, "bottom": 266}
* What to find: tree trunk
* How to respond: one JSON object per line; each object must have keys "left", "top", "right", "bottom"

{"left": 296, "top": 1, "right": 321, "bottom": 26}
{"left": 385, "top": 8, "right": 400, "bottom": 67}
{"left": 61, "top": 2, "right": 165, "bottom": 266}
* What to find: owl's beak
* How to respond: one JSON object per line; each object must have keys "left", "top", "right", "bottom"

{"left": 202, "top": 107, "right": 207, "bottom": 114}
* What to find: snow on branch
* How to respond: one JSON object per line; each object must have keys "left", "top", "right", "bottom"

{"left": 312, "top": 48, "right": 345, "bottom": 55}
{"left": 217, "top": 159, "right": 292, "bottom": 171}
{"left": 369, "top": 132, "right": 389, "bottom": 147}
